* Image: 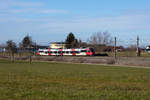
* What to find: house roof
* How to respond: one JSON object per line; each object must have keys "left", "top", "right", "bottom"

{"left": 51, "top": 42, "right": 65, "bottom": 44}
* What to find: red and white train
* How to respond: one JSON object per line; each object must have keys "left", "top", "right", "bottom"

{"left": 37, "top": 48, "right": 95, "bottom": 56}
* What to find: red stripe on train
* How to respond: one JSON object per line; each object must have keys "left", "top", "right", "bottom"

{"left": 48, "top": 49, "right": 51, "bottom": 55}
{"left": 72, "top": 49, "right": 76, "bottom": 56}
{"left": 59, "top": 49, "right": 63, "bottom": 56}
{"left": 37, "top": 52, "right": 40, "bottom": 55}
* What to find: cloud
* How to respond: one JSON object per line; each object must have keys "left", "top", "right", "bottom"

{"left": 0, "top": 0, "right": 44, "bottom": 10}
{"left": 3, "top": 8, "right": 68, "bottom": 14}
{"left": 11, "top": 1, "right": 44, "bottom": 7}
{"left": 38, "top": 9, "right": 68, "bottom": 14}
{"left": 1, "top": 11, "right": 150, "bottom": 33}
{"left": 0, "top": 8, "right": 150, "bottom": 44}
{"left": 0, "top": 0, "right": 68, "bottom": 14}
{"left": 38, "top": 12, "right": 150, "bottom": 33}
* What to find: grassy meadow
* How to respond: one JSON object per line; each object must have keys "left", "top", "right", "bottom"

{"left": 0, "top": 60, "right": 150, "bottom": 100}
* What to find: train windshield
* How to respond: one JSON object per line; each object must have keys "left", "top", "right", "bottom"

{"left": 89, "top": 48, "right": 95, "bottom": 54}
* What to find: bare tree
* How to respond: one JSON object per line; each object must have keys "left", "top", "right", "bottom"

{"left": 126, "top": 45, "right": 137, "bottom": 51}
{"left": 78, "top": 39, "right": 82, "bottom": 48}
{"left": 88, "top": 31, "right": 113, "bottom": 46}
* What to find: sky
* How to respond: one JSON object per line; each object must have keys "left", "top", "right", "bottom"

{"left": 0, "top": 0, "right": 150, "bottom": 46}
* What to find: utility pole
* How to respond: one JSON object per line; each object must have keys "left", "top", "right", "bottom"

{"left": 136, "top": 35, "right": 140, "bottom": 57}
{"left": 114, "top": 37, "right": 117, "bottom": 59}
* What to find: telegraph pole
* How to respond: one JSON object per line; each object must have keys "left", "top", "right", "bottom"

{"left": 114, "top": 37, "right": 117, "bottom": 59}
{"left": 136, "top": 35, "right": 140, "bottom": 57}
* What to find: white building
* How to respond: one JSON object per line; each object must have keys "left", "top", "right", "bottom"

{"left": 50, "top": 42, "right": 66, "bottom": 49}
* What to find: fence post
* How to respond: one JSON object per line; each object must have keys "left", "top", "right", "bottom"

{"left": 29, "top": 47, "right": 32, "bottom": 64}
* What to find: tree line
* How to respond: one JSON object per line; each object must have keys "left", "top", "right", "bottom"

{"left": 5, "top": 35, "right": 35, "bottom": 62}
{"left": 65, "top": 31, "right": 113, "bottom": 49}
{"left": 3, "top": 31, "right": 113, "bottom": 62}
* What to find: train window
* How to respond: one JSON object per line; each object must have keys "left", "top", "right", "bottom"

{"left": 70, "top": 51, "right": 75, "bottom": 53}
{"left": 58, "top": 51, "right": 65, "bottom": 53}
{"left": 70, "top": 51, "right": 79, "bottom": 53}
{"left": 54, "top": 51, "right": 57, "bottom": 53}
{"left": 65, "top": 51, "right": 69, "bottom": 53}
{"left": 39, "top": 51, "right": 44, "bottom": 53}
{"left": 58, "top": 51, "right": 62, "bottom": 53}
{"left": 48, "top": 51, "right": 53, "bottom": 53}
{"left": 81, "top": 50, "right": 87, "bottom": 52}
{"left": 45, "top": 51, "right": 48, "bottom": 54}
{"left": 90, "top": 48, "right": 95, "bottom": 53}
{"left": 75, "top": 51, "right": 79, "bottom": 53}
{"left": 87, "top": 50, "right": 91, "bottom": 53}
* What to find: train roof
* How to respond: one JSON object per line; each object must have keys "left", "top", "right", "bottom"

{"left": 38, "top": 47, "right": 93, "bottom": 51}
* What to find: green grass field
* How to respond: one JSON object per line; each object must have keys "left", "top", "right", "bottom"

{"left": 0, "top": 60, "right": 150, "bottom": 100}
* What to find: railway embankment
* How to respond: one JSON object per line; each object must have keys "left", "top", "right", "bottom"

{"left": 33, "top": 56, "right": 150, "bottom": 67}
{"left": 1, "top": 55, "right": 150, "bottom": 67}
